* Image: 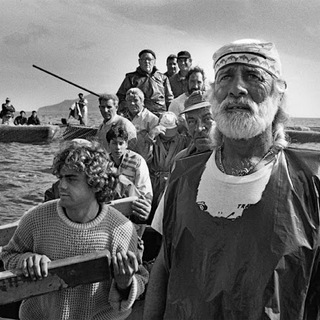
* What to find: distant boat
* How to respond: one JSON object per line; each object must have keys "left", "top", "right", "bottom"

{"left": 0, "top": 124, "right": 61, "bottom": 143}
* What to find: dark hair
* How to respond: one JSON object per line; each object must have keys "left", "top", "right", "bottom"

{"left": 139, "top": 49, "right": 156, "bottom": 59}
{"left": 166, "top": 54, "right": 177, "bottom": 63}
{"left": 52, "top": 140, "right": 118, "bottom": 203}
{"left": 186, "top": 66, "right": 206, "bottom": 83}
{"left": 99, "top": 93, "right": 119, "bottom": 105}
{"left": 106, "top": 125, "right": 129, "bottom": 143}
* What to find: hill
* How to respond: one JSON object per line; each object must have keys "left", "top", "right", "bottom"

{"left": 38, "top": 94, "right": 100, "bottom": 115}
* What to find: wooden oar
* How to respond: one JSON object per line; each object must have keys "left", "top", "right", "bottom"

{"left": 32, "top": 65, "right": 100, "bottom": 97}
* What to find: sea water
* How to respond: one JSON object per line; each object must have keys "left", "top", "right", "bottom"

{"left": 0, "top": 115, "right": 320, "bottom": 225}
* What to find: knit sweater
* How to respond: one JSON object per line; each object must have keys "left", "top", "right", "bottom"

{"left": 1, "top": 200, "right": 148, "bottom": 320}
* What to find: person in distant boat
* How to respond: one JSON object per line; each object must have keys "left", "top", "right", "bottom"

{"left": 123, "top": 88, "right": 159, "bottom": 160}
{"left": 169, "top": 51, "right": 193, "bottom": 98}
{"left": 68, "top": 93, "right": 88, "bottom": 125}
{"left": 1, "top": 110, "right": 15, "bottom": 125}
{"left": 164, "top": 54, "right": 178, "bottom": 78}
{"left": 116, "top": 49, "right": 174, "bottom": 117}
{"left": 96, "top": 93, "right": 137, "bottom": 153}
{"left": 144, "top": 39, "right": 320, "bottom": 320}
{"left": 14, "top": 110, "right": 28, "bottom": 125}
{"left": 0, "top": 97, "right": 15, "bottom": 119}
{"left": 27, "top": 110, "right": 41, "bottom": 125}
{"left": 1, "top": 139, "right": 148, "bottom": 320}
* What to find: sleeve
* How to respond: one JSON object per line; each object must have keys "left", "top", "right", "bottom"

{"left": 151, "top": 192, "right": 165, "bottom": 235}
{"left": 0, "top": 210, "right": 37, "bottom": 270}
{"left": 164, "top": 75, "right": 174, "bottom": 109}
{"left": 134, "top": 157, "right": 153, "bottom": 204}
{"left": 116, "top": 75, "right": 132, "bottom": 113}
{"left": 109, "top": 218, "right": 149, "bottom": 311}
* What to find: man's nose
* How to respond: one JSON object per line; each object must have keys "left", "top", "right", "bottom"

{"left": 229, "top": 73, "right": 248, "bottom": 98}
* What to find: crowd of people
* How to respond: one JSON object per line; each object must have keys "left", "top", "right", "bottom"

{"left": 1, "top": 39, "right": 320, "bottom": 319}
{"left": 0, "top": 97, "right": 41, "bottom": 126}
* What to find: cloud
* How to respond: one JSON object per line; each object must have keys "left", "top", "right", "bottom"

{"left": 3, "top": 23, "right": 51, "bottom": 47}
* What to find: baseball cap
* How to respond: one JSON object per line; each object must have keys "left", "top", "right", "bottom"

{"left": 159, "top": 111, "right": 178, "bottom": 129}
{"left": 181, "top": 90, "right": 211, "bottom": 114}
{"left": 177, "top": 51, "right": 191, "bottom": 59}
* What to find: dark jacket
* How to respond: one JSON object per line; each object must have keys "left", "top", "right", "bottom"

{"left": 163, "top": 147, "right": 320, "bottom": 319}
{"left": 116, "top": 67, "right": 173, "bottom": 117}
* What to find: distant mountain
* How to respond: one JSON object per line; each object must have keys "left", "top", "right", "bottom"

{"left": 38, "top": 94, "right": 100, "bottom": 115}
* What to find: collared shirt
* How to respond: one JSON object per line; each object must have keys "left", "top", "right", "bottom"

{"left": 169, "top": 72, "right": 188, "bottom": 98}
{"left": 124, "top": 107, "right": 159, "bottom": 134}
{"left": 96, "top": 115, "right": 137, "bottom": 152}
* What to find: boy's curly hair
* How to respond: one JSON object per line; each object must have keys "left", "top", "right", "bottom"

{"left": 52, "top": 139, "right": 118, "bottom": 203}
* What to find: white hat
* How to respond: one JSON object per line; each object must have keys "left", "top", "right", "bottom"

{"left": 159, "top": 111, "right": 178, "bottom": 129}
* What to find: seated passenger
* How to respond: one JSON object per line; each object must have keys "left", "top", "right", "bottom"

{"left": 123, "top": 88, "right": 159, "bottom": 160}
{"left": 14, "top": 110, "right": 28, "bottom": 125}
{"left": 27, "top": 110, "right": 40, "bottom": 125}
{"left": 1, "top": 139, "right": 148, "bottom": 319}
{"left": 106, "top": 124, "right": 153, "bottom": 230}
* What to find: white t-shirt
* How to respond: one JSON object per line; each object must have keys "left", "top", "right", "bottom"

{"left": 197, "top": 150, "right": 273, "bottom": 219}
{"left": 152, "top": 150, "right": 274, "bottom": 234}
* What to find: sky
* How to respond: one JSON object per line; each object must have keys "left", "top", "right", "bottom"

{"left": 1, "top": 0, "right": 320, "bottom": 117}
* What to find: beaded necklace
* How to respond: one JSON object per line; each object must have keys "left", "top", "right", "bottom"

{"left": 217, "top": 145, "right": 276, "bottom": 176}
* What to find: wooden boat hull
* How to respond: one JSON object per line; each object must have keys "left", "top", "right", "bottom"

{"left": 0, "top": 125, "right": 61, "bottom": 143}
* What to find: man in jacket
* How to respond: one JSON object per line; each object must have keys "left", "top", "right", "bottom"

{"left": 116, "top": 49, "right": 173, "bottom": 117}
{"left": 144, "top": 39, "right": 320, "bottom": 319}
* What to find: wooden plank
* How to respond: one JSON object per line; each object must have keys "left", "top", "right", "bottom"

{"left": 0, "top": 197, "right": 138, "bottom": 249}
{"left": 0, "top": 249, "right": 111, "bottom": 305}
{"left": 0, "top": 221, "right": 19, "bottom": 248}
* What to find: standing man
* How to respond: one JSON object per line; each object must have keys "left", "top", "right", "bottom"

{"left": 123, "top": 88, "right": 159, "bottom": 159}
{"left": 0, "top": 97, "right": 15, "bottom": 119}
{"left": 1, "top": 139, "right": 148, "bottom": 319}
{"left": 164, "top": 54, "right": 178, "bottom": 78}
{"left": 144, "top": 39, "right": 320, "bottom": 319}
{"left": 151, "top": 90, "right": 216, "bottom": 235}
{"left": 116, "top": 49, "right": 173, "bottom": 117}
{"left": 68, "top": 93, "right": 88, "bottom": 125}
{"left": 169, "top": 51, "right": 192, "bottom": 98}
{"left": 96, "top": 93, "right": 137, "bottom": 152}
{"left": 169, "top": 66, "right": 206, "bottom": 132}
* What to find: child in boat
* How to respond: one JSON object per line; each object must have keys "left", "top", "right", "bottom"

{"left": 0, "top": 139, "right": 148, "bottom": 320}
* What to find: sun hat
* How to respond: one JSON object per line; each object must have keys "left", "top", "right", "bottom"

{"left": 159, "top": 111, "right": 178, "bottom": 129}
{"left": 181, "top": 90, "right": 211, "bottom": 114}
{"left": 212, "top": 39, "right": 282, "bottom": 78}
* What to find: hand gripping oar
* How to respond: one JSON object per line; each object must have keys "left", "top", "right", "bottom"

{"left": 32, "top": 65, "right": 100, "bottom": 97}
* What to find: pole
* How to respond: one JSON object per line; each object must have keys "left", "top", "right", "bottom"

{"left": 32, "top": 65, "right": 100, "bottom": 97}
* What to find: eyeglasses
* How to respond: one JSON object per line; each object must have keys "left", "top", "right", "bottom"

{"left": 140, "top": 58, "right": 155, "bottom": 62}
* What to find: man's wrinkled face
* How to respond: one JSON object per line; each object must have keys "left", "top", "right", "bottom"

{"left": 139, "top": 53, "right": 156, "bottom": 74}
{"left": 186, "top": 106, "right": 215, "bottom": 152}
{"left": 99, "top": 99, "right": 117, "bottom": 122}
{"left": 126, "top": 91, "right": 143, "bottom": 116}
{"left": 187, "top": 72, "right": 205, "bottom": 95}
{"left": 211, "top": 64, "right": 280, "bottom": 140}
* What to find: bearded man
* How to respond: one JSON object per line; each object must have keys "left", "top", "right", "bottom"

{"left": 144, "top": 39, "right": 320, "bottom": 319}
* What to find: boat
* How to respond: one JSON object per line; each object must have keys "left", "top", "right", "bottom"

{"left": 0, "top": 124, "right": 61, "bottom": 143}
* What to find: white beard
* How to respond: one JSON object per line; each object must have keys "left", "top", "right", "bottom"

{"left": 210, "top": 91, "right": 279, "bottom": 140}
